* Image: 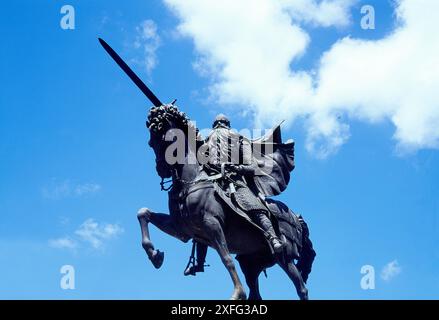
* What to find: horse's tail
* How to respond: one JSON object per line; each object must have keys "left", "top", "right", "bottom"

{"left": 295, "top": 215, "right": 316, "bottom": 283}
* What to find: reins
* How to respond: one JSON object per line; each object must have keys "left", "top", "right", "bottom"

{"left": 160, "top": 178, "right": 174, "bottom": 191}
{"left": 159, "top": 163, "right": 236, "bottom": 193}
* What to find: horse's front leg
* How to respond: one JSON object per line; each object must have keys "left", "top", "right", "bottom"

{"left": 137, "top": 207, "right": 189, "bottom": 269}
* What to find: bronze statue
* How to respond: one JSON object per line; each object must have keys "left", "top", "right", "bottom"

{"left": 183, "top": 113, "right": 285, "bottom": 276}
{"left": 99, "top": 38, "right": 316, "bottom": 300}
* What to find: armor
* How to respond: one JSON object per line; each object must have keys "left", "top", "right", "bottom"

{"left": 205, "top": 115, "right": 283, "bottom": 250}
{"left": 183, "top": 115, "right": 288, "bottom": 276}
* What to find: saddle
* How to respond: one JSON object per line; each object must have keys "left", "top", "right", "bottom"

{"left": 179, "top": 175, "right": 266, "bottom": 233}
{"left": 175, "top": 165, "right": 303, "bottom": 253}
{"left": 212, "top": 180, "right": 304, "bottom": 253}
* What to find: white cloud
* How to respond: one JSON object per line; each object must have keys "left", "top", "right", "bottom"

{"left": 164, "top": 0, "right": 439, "bottom": 158}
{"left": 281, "top": 0, "right": 355, "bottom": 27}
{"left": 133, "top": 20, "right": 161, "bottom": 78}
{"left": 74, "top": 183, "right": 101, "bottom": 196}
{"left": 50, "top": 219, "right": 123, "bottom": 251}
{"left": 75, "top": 219, "right": 124, "bottom": 250}
{"left": 42, "top": 180, "right": 101, "bottom": 199}
{"left": 48, "top": 237, "right": 78, "bottom": 250}
{"left": 381, "top": 260, "right": 402, "bottom": 281}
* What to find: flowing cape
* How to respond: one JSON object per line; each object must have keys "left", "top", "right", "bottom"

{"left": 249, "top": 124, "right": 295, "bottom": 197}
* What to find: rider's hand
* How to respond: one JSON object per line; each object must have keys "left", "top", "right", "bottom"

{"left": 228, "top": 164, "right": 248, "bottom": 175}
{"left": 225, "top": 164, "right": 239, "bottom": 172}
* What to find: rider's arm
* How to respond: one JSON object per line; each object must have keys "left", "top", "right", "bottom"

{"left": 236, "top": 138, "right": 259, "bottom": 176}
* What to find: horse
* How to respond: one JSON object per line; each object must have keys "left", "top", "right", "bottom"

{"left": 136, "top": 104, "right": 315, "bottom": 300}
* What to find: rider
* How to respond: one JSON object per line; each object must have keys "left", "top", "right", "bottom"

{"left": 184, "top": 114, "right": 284, "bottom": 276}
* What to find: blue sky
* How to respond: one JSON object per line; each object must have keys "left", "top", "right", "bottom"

{"left": 0, "top": 0, "right": 438, "bottom": 299}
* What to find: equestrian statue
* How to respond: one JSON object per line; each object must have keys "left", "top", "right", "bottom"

{"left": 99, "top": 38, "right": 316, "bottom": 300}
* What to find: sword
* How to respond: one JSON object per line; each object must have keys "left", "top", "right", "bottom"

{"left": 98, "top": 37, "right": 163, "bottom": 108}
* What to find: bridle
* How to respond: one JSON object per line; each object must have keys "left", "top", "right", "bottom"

{"left": 159, "top": 163, "right": 235, "bottom": 192}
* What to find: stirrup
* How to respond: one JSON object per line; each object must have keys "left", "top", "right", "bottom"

{"left": 184, "top": 264, "right": 205, "bottom": 276}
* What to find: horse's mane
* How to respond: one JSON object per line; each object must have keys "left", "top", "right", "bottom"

{"left": 146, "top": 104, "right": 199, "bottom": 137}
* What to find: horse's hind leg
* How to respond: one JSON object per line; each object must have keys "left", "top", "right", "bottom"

{"left": 137, "top": 207, "right": 189, "bottom": 269}
{"left": 238, "top": 255, "right": 263, "bottom": 300}
{"left": 279, "top": 260, "right": 308, "bottom": 300}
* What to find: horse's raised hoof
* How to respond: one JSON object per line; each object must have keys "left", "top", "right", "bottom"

{"left": 230, "top": 289, "right": 247, "bottom": 300}
{"left": 150, "top": 250, "right": 164, "bottom": 269}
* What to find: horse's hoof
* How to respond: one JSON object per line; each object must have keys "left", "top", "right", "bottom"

{"left": 248, "top": 294, "right": 262, "bottom": 301}
{"left": 150, "top": 250, "right": 164, "bottom": 269}
{"left": 299, "top": 288, "right": 309, "bottom": 300}
{"left": 230, "top": 289, "right": 247, "bottom": 300}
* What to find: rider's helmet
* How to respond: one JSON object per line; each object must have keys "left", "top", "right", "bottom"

{"left": 212, "top": 114, "right": 231, "bottom": 129}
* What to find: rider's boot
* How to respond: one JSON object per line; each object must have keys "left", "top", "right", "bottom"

{"left": 267, "top": 229, "right": 284, "bottom": 253}
{"left": 254, "top": 211, "right": 284, "bottom": 253}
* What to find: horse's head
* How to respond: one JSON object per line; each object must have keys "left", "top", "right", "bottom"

{"left": 146, "top": 104, "right": 196, "bottom": 179}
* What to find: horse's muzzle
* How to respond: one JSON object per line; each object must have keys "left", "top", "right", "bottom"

{"left": 156, "top": 160, "right": 172, "bottom": 179}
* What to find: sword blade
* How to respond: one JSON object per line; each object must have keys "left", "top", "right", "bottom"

{"left": 98, "top": 38, "right": 163, "bottom": 108}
